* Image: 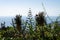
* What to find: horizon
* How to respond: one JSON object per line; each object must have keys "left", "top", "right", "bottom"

{"left": 0, "top": 16, "right": 58, "bottom": 27}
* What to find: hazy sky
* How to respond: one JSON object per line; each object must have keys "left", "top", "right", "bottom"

{"left": 0, "top": 0, "right": 60, "bottom": 16}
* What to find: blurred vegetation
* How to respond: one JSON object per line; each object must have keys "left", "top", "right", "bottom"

{"left": 0, "top": 9, "right": 60, "bottom": 40}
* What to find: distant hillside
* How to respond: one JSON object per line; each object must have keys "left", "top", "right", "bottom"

{"left": 0, "top": 16, "right": 58, "bottom": 27}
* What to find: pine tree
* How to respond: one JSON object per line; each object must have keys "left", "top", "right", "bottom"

{"left": 26, "top": 8, "right": 35, "bottom": 39}
{"left": 35, "top": 12, "right": 46, "bottom": 26}
{"left": 14, "top": 15, "right": 22, "bottom": 33}
{"left": 1, "top": 22, "right": 6, "bottom": 30}
{"left": 35, "top": 12, "right": 46, "bottom": 40}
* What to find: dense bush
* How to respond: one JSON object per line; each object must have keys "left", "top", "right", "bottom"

{"left": 0, "top": 10, "right": 60, "bottom": 40}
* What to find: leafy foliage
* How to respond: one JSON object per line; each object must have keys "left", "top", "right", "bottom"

{"left": 0, "top": 11, "right": 60, "bottom": 40}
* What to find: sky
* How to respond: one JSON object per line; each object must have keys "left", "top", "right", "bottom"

{"left": 0, "top": 0, "right": 60, "bottom": 16}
